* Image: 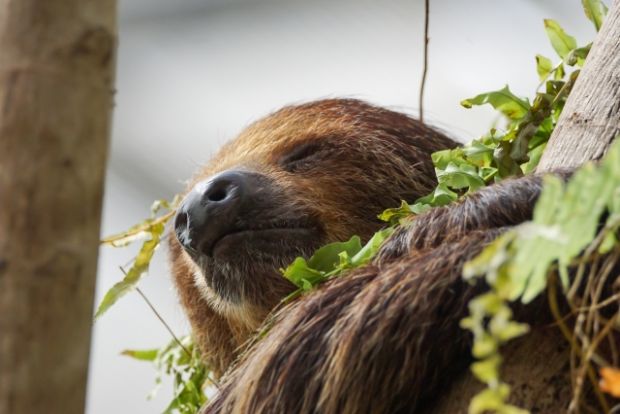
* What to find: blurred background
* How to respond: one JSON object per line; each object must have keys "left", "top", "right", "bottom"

{"left": 87, "top": 0, "right": 596, "bottom": 412}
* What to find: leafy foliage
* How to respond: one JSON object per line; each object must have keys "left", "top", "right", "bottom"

{"left": 382, "top": 18, "right": 591, "bottom": 234}
{"left": 123, "top": 337, "right": 213, "bottom": 414}
{"left": 456, "top": 5, "right": 618, "bottom": 412}
{"left": 381, "top": 21, "right": 593, "bottom": 227}
{"left": 285, "top": 11, "right": 614, "bottom": 413}
{"left": 582, "top": 0, "right": 608, "bottom": 30}
{"left": 97, "top": 196, "right": 215, "bottom": 412}
{"left": 461, "top": 86, "right": 530, "bottom": 120}
{"left": 281, "top": 228, "right": 394, "bottom": 299}
{"left": 466, "top": 141, "right": 620, "bottom": 302}
{"left": 96, "top": 199, "right": 178, "bottom": 318}
{"left": 462, "top": 140, "right": 620, "bottom": 413}
{"left": 544, "top": 19, "right": 577, "bottom": 59}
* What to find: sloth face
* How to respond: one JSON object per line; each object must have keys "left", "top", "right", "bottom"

{"left": 173, "top": 168, "right": 323, "bottom": 317}
{"left": 171, "top": 99, "right": 455, "bottom": 324}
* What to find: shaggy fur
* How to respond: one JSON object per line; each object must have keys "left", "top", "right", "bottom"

{"left": 169, "top": 99, "right": 565, "bottom": 413}
{"left": 202, "top": 175, "right": 556, "bottom": 414}
{"left": 169, "top": 99, "right": 458, "bottom": 377}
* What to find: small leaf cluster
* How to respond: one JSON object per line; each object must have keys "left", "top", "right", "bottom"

{"left": 457, "top": 4, "right": 614, "bottom": 412}
{"left": 123, "top": 336, "right": 212, "bottom": 414}
{"left": 380, "top": 17, "right": 591, "bottom": 227}
{"left": 97, "top": 196, "right": 214, "bottom": 413}
{"left": 96, "top": 197, "right": 179, "bottom": 318}
{"left": 462, "top": 139, "right": 620, "bottom": 413}
{"left": 581, "top": 0, "right": 608, "bottom": 31}
{"left": 281, "top": 228, "right": 393, "bottom": 300}
{"left": 465, "top": 140, "right": 620, "bottom": 302}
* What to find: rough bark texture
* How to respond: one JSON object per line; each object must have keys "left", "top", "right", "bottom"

{"left": 430, "top": 2, "right": 620, "bottom": 412}
{"left": 423, "top": 328, "right": 573, "bottom": 413}
{"left": 537, "top": 0, "right": 620, "bottom": 172}
{"left": 0, "top": 1, "right": 116, "bottom": 413}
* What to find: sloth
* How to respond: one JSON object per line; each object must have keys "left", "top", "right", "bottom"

{"left": 168, "top": 99, "right": 566, "bottom": 413}
{"left": 169, "top": 99, "right": 458, "bottom": 374}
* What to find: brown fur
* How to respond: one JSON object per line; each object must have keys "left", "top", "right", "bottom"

{"left": 168, "top": 99, "right": 616, "bottom": 413}
{"left": 168, "top": 99, "right": 458, "bottom": 377}
{"left": 203, "top": 175, "right": 556, "bottom": 413}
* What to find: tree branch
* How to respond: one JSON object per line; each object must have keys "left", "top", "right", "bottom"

{"left": 537, "top": 0, "right": 620, "bottom": 172}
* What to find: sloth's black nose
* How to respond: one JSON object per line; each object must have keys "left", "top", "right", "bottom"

{"left": 174, "top": 170, "right": 248, "bottom": 255}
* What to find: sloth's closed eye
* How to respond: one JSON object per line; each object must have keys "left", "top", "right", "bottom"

{"left": 279, "top": 142, "right": 324, "bottom": 172}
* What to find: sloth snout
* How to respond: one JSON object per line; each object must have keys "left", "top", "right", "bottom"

{"left": 174, "top": 170, "right": 248, "bottom": 255}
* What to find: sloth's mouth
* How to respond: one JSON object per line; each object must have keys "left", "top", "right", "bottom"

{"left": 187, "top": 222, "right": 324, "bottom": 306}
{"left": 210, "top": 226, "right": 320, "bottom": 258}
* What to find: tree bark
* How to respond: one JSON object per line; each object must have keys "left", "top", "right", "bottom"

{"left": 431, "top": 1, "right": 620, "bottom": 413}
{"left": 0, "top": 1, "right": 116, "bottom": 414}
{"left": 537, "top": 0, "right": 620, "bottom": 172}
{"left": 423, "top": 328, "right": 573, "bottom": 413}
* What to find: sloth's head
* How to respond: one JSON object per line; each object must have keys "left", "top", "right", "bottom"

{"left": 171, "top": 99, "right": 457, "bottom": 328}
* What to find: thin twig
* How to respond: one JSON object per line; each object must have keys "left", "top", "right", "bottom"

{"left": 119, "top": 266, "right": 191, "bottom": 358}
{"left": 419, "top": 0, "right": 430, "bottom": 123}
{"left": 135, "top": 286, "right": 192, "bottom": 358}
{"left": 572, "top": 314, "right": 615, "bottom": 414}
{"left": 124, "top": 267, "right": 222, "bottom": 389}
{"left": 547, "top": 274, "right": 610, "bottom": 413}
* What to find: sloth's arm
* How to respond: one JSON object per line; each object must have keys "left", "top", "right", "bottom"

{"left": 377, "top": 172, "right": 570, "bottom": 261}
{"left": 203, "top": 173, "right": 562, "bottom": 414}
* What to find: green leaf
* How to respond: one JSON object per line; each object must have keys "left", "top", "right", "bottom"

{"left": 437, "top": 162, "right": 486, "bottom": 192}
{"left": 566, "top": 43, "right": 592, "bottom": 67}
{"left": 471, "top": 333, "right": 498, "bottom": 359}
{"left": 307, "top": 236, "right": 362, "bottom": 272}
{"left": 432, "top": 148, "right": 465, "bottom": 169}
{"left": 521, "top": 142, "right": 546, "bottom": 174}
{"left": 598, "top": 231, "right": 618, "bottom": 254}
{"left": 282, "top": 236, "right": 363, "bottom": 289}
{"left": 582, "top": 0, "right": 608, "bottom": 31}
{"left": 101, "top": 210, "right": 175, "bottom": 247}
{"left": 462, "top": 140, "right": 494, "bottom": 166}
{"left": 378, "top": 200, "right": 414, "bottom": 224}
{"left": 471, "top": 355, "right": 501, "bottom": 383}
{"left": 488, "top": 307, "right": 529, "bottom": 341}
{"left": 281, "top": 257, "right": 324, "bottom": 290}
{"left": 127, "top": 336, "right": 211, "bottom": 409}
{"left": 151, "top": 198, "right": 172, "bottom": 215}
{"left": 409, "top": 201, "right": 433, "bottom": 215}
{"left": 95, "top": 223, "right": 165, "bottom": 318}
{"left": 461, "top": 86, "right": 530, "bottom": 120}
{"left": 122, "top": 348, "right": 160, "bottom": 362}
{"left": 544, "top": 19, "right": 577, "bottom": 59}
{"left": 466, "top": 139, "right": 620, "bottom": 304}
{"left": 469, "top": 384, "right": 528, "bottom": 414}
{"left": 416, "top": 183, "right": 459, "bottom": 207}
{"left": 349, "top": 228, "right": 394, "bottom": 267}
{"left": 282, "top": 229, "right": 395, "bottom": 293}
{"left": 535, "top": 55, "right": 553, "bottom": 81}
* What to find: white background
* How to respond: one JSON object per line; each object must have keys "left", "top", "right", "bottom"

{"left": 87, "top": 1, "right": 596, "bottom": 412}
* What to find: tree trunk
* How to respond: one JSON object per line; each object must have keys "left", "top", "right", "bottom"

{"left": 431, "top": 1, "right": 620, "bottom": 413}
{"left": 537, "top": 0, "right": 620, "bottom": 172}
{"left": 0, "top": 1, "right": 117, "bottom": 414}
{"left": 423, "top": 328, "right": 573, "bottom": 413}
